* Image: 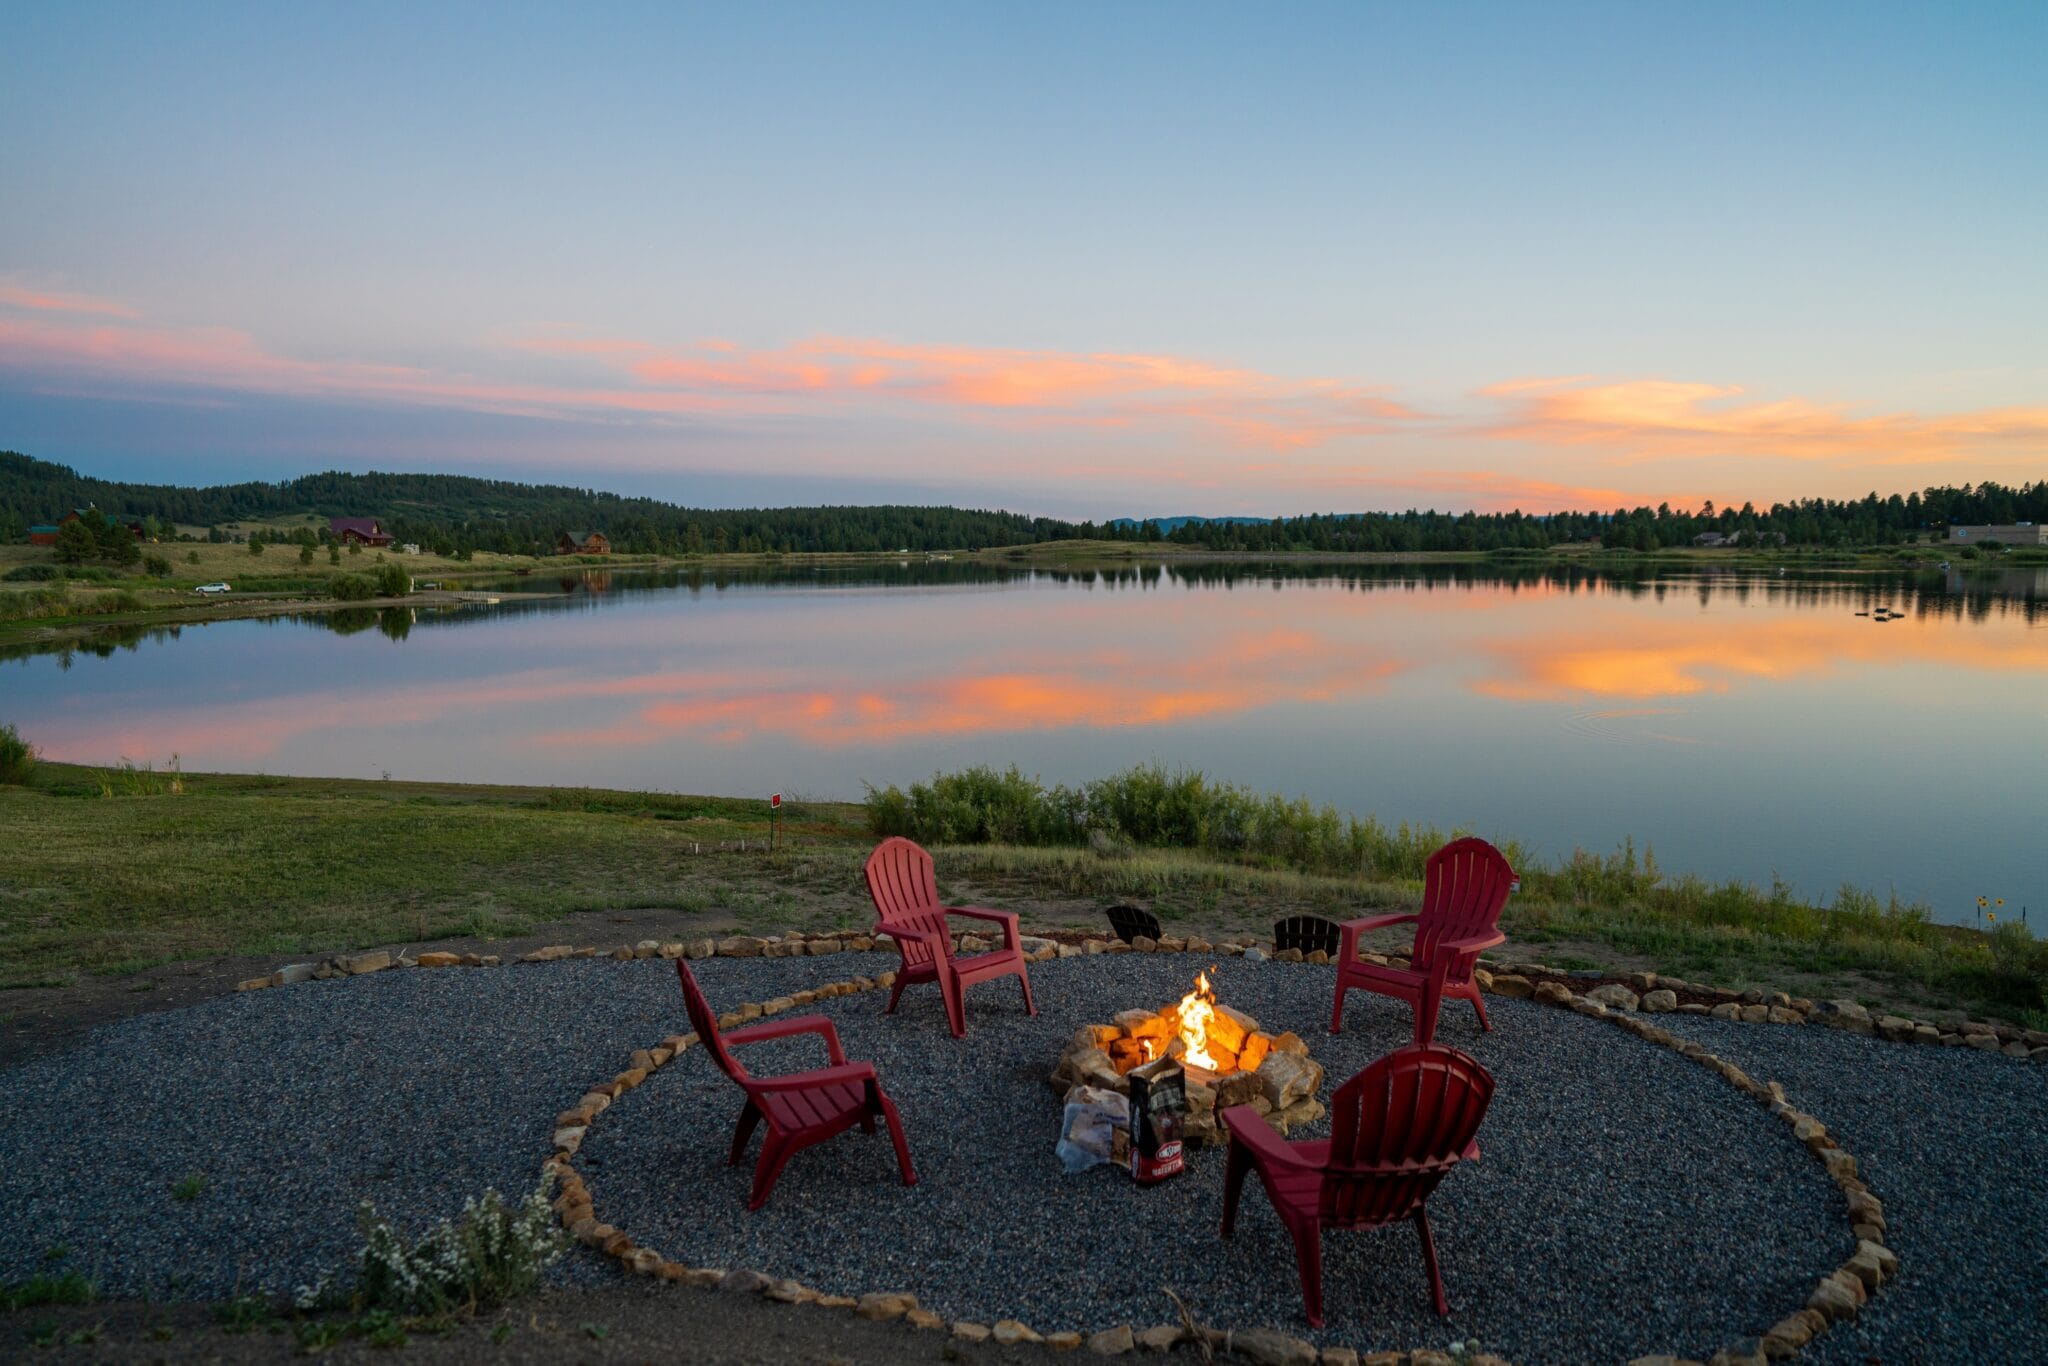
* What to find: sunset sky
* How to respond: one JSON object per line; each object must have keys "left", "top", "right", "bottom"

{"left": 3, "top": 2, "right": 2043, "bottom": 518}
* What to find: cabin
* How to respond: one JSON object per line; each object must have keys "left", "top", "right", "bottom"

{"left": 556, "top": 531, "right": 611, "bottom": 555}
{"left": 1948, "top": 523, "right": 2047, "bottom": 547}
{"left": 50, "top": 507, "right": 144, "bottom": 541}
{"left": 1691, "top": 531, "right": 1731, "bottom": 548}
{"left": 329, "top": 516, "right": 396, "bottom": 547}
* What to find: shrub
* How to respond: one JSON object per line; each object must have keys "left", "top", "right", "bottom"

{"left": 299, "top": 543, "right": 314, "bottom": 565}
{"left": 330, "top": 574, "right": 375, "bottom": 602}
{"left": 301, "top": 1179, "right": 563, "bottom": 1315}
{"left": 0, "top": 587, "right": 69, "bottom": 622}
{"left": 0, "top": 724, "right": 36, "bottom": 785}
{"left": 2, "top": 564, "right": 59, "bottom": 581}
{"left": 372, "top": 564, "right": 411, "bottom": 597}
{"left": 328, "top": 544, "right": 341, "bottom": 565}
{"left": 144, "top": 554, "right": 172, "bottom": 577}
{"left": 185, "top": 550, "right": 200, "bottom": 564}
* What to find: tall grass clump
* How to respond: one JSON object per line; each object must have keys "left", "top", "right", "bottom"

{"left": 865, "top": 764, "right": 1474, "bottom": 879}
{"left": 0, "top": 724, "right": 35, "bottom": 785}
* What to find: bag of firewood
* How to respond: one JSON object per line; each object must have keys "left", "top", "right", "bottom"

{"left": 1126, "top": 1057, "right": 1187, "bottom": 1183}
{"left": 1056, "top": 1085, "right": 1130, "bottom": 1173}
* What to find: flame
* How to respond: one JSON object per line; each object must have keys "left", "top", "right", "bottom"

{"left": 1176, "top": 971, "right": 1220, "bottom": 1071}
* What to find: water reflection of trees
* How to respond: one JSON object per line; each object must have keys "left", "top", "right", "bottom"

{"left": 3, "top": 558, "right": 2038, "bottom": 665}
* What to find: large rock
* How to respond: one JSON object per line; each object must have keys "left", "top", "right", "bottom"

{"left": 1586, "top": 983, "right": 1640, "bottom": 1011}
{"left": 1087, "top": 1324, "right": 1135, "bottom": 1355}
{"left": 716, "top": 936, "right": 765, "bottom": 958}
{"left": 1256, "top": 1051, "right": 1323, "bottom": 1109}
{"left": 1641, "top": 988, "right": 1679, "bottom": 1013}
{"left": 337, "top": 950, "right": 392, "bottom": 975}
{"left": 1226, "top": 1328, "right": 1318, "bottom": 1365}
{"left": 1533, "top": 980, "right": 1573, "bottom": 1006}
{"left": 1812, "top": 999, "right": 1874, "bottom": 1033}
{"left": 1488, "top": 973, "right": 1534, "bottom": 999}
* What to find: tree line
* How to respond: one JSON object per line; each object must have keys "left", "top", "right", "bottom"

{"left": 3, "top": 450, "right": 2043, "bottom": 556}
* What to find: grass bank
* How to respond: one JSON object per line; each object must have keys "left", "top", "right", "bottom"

{"left": 0, "top": 758, "right": 2040, "bottom": 1027}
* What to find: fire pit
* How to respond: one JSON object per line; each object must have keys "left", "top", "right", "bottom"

{"left": 1049, "top": 969, "right": 1326, "bottom": 1147}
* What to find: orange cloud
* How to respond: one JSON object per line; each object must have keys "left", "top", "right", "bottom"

{"left": 1482, "top": 376, "right": 2048, "bottom": 464}
{"left": 0, "top": 282, "right": 139, "bottom": 318}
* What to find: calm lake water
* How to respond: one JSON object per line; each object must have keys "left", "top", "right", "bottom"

{"left": 7, "top": 560, "right": 2044, "bottom": 925}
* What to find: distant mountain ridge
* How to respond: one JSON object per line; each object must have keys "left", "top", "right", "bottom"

{"left": 1108, "top": 515, "right": 1273, "bottom": 532}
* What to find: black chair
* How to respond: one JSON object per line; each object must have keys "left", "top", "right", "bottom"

{"left": 1273, "top": 914, "right": 1342, "bottom": 957}
{"left": 1106, "top": 904, "right": 1163, "bottom": 944}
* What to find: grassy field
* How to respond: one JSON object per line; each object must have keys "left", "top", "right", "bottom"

{"left": 0, "top": 759, "right": 2040, "bottom": 1027}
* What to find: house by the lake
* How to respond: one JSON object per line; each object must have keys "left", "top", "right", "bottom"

{"left": 1948, "top": 523, "right": 2046, "bottom": 547}
{"left": 556, "top": 531, "right": 611, "bottom": 555}
{"left": 37, "top": 506, "right": 145, "bottom": 543}
{"left": 329, "top": 516, "right": 395, "bottom": 547}
{"left": 27, "top": 523, "right": 60, "bottom": 546}
{"left": 1691, "top": 531, "right": 1731, "bottom": 548}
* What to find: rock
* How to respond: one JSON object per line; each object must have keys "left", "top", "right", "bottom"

{"left": 1321, "top": 1349, "right": 1360, "bottom": 1366}
{"left": 1131, "top": 935, "right": 1158, "bottom": 952}
{"left": 1256, "top": 1051, "right": 1323, "bottom": 1108}
{"left": 1625, "top": 970, "right": 1659, "bottom": 991}
{"left": 610, "top": 946, "right": 635, "bottom": 961}
{"left": 1489, "top": 973, "right": 1534, "bottom": 999}
{"left": 1273, "top": 947, "right": 1303, "bottom": 963}
{"left": 1710, "top": 1002, "right": 1745, "bottom": 1021}
{"left": 415, "top": 951, "right": 461, "bottom": 968}
{"left": 1274, "top": 1097, "right": 1326, "bottom": 1131}
{"left": 235, "top": 976, "right": 273, "bottom": 992}
{"left": 1271, "top": 1031, "right": 1309, "bottom": 1057}
{"left": 2003, "top": 1040, "right": 2032, "bottom": 1058}
{"left": 992, "top": 1319, "right": 1043, "bottom": 1345}
{"left": 1707, "top": 1346, "right": 1766, "bottom": 1366}
{"left": 855, "top": 1291, "right": 917, "bottom": 1321}
{"left": 1766, "top": 1007, "right": 1805, "bottom": 1024}
{"left": 1243, "top": 948, "right": 1267, "bottom": 962}
{"left": 337, "top": 950, "right": 392, "bottom": 975}
{"left": 1533, "top": 980, "right": 1573, "bottom": 1005}
{"left": 521, "top": 944, "right": 574, "bottom": 963}
{"left": 1019, "top": 936, "right": 1057, "bottom": 957}
{"left": 1571, "top": 998, "right": 1610, "bottom": 1018}
{"left": 1812, "top": 999, "right": 1874, "bottom": 1033}
{"left": 952, "top": 1321, "right": 992, "bottom": 1341}
{"left": 1135, "top": 1324, "right": 1184, "bottom": 1350}
{"left": 1587, "top": 983, "right": 1640, "bottom": 1011}
{"left": 716, "top": 936, "right": 765, "bottom": 957}
{"left": 1738, "top": 1003, "right": 1771, "bottom": 1023}
{"left": 1047, "top": 1331, "right": 1084, "bottom": 1351}
{"left": 1087, "top": 1324, "right": 1135, "bottom": 1355}
{"left": 905, "top": 1308, "right": 944, "bottom": 1329}
{"left": 718, "top": 1268, "right": 773, "bottom": 1294}
{"left": 1641, "top": 988, "right": 1678, "bottom": 1012}
{"left": 1758, "top": 1310, "right": 1821, "bottom": 1357}
{"left": 1806, "top": 1274, "right": 1861, "bottom": 1322}
{"left": 1228, "top": 1328, "right": 1319, "bottom": 1365}
{"left": 1966, "top": 1032, "right": 2003, "bottom": 1052}
{"left": 633, "top": 939, "right": 661, "bottom": 958}
{"left": 1875, "top": 1014, "right": 1916, "bottom": 1042}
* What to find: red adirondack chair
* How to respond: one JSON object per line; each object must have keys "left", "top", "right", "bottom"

{"left": 675, "top": 959, "right": 917, "bottom": 1210}
{"left": 1220, "top": 1042, "right": 1494, "bottom": 1326}
{"left": 1330, "top": 837, "right": 1513, "bottom": 1044}
{"left": 864, "top": 836, "right": 1036, "bottom": 1039}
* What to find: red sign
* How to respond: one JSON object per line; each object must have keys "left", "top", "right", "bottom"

{"left": 770, "top": 792, "right": 783, "bottom": 809}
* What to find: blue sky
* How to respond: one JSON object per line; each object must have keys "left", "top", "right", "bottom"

{"left": 3, "top": 2, "right": 2043, "bottom": 516}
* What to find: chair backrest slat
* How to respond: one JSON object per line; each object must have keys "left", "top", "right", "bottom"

{"left": 1318, "top": 1043, "right": 1494, "bottom": 1229}
{"left": 866, "top": 837, "right": 955, "bottom": 968}
{"left": 675, "top": 959, "right": 748, "bottom": 1082}
{"left": 1412, "top": 837, "right": 1514, "bottom": 970}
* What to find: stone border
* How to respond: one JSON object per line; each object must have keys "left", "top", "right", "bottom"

{"left": 528, "top": 934, "right": 1900, "bottom": 1366}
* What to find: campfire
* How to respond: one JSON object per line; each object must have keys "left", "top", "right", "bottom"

{"left": 1051, "top": 968, "right": 1326, "bottom": 1147}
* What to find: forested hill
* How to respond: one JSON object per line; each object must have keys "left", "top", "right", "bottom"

{"left": 2, "top": 450, "right": 2043, "bottom": 555}
{"left": 0, "top": 453, "right": 1089, "bottom": 555}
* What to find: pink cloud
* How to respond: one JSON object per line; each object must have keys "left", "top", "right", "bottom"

{"left": 0, "top": 282, "right": 139, "bottom": 318}
{"left": 1480, "top": 376, "right": 2048, "bottom": 464}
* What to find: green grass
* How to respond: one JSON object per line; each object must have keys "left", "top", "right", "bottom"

{"left": 0, "top": 759, "right": 2040, "bottom": 1025}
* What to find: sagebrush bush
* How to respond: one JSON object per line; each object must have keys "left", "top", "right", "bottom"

{"left": 0, "top": 724, "right": 36, "bottom": 785}
{"left": 300, "top": 1179, "right": 563, "bottom": 1315}
{"left": 330, "top": 574, "right": 375, "bottom": 602}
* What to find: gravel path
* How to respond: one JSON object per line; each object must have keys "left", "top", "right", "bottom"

{"left": 14, "top": 952, "right": 2000, "bottom": 1363}
{"left": 581, "top": 956, "right": 1841, "bottom": 1363}
{"left": 1653, "top": 1013, "right": 2048, "bottom": 1364}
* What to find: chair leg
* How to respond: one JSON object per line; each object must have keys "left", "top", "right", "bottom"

{"left": 1288, "top": 1218, "right": 1326, "bottom": 1329}
{"left": 1415, "top": 1208, "right": 1448, "bottom": 1317}
{"left": 878, "top": 1091, "right": 918, "bottom": 1187}
{"left": 1220, "top": 1139, "right": 1251, "bottom": 1238}
{"left": 748, "top": 1132, "right": 794, "bottom": 1211}
{"left": 728, "top": 1098, "right": 763, "bottom": 1166}
{"left": 941, "top": 973, "right": 967, "bottom": 1039}
{"left": 1018, "top": 963, "right": 1037, "bottom": 1017}
{"left": 1329, "top": 979, "right": 1347, "bottom": 1034}
{"left": 885, "top": 972, "right": 908, "bottom": 1015}
{"left": 1469, "top": 985, "right": 1492, "bottom": 1032}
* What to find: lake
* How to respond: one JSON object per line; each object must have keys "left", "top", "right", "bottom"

{"left": 6, "top": 559, "right": 2044, "bottom": 925}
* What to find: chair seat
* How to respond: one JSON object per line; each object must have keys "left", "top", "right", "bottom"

{"left": 1340, "top": 960, "right": 1428, "bottom": 990}
{"left": 759, "top": 1078, "right": 868, "bottom": 1131}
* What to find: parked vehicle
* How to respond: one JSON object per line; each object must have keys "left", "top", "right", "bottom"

{"left": 192, "top": 582, "right": 232, "bottom": 595}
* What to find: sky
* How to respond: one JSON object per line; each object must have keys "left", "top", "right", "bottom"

{"left": 2, "top": 1, "right": 2044, "bottom": 519}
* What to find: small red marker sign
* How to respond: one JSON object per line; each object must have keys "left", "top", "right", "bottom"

{"left": 770, "top": 792, "right": 783, "bottom": 809}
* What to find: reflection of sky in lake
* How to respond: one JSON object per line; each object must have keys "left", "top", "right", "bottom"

{"left": 7, "top": 563, "right": 2044, "bottom": 923}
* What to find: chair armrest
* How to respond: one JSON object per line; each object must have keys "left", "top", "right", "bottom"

{"left": 873, "top": 923, "right": 948, "bottom": 954}
{"left": 1219, "top": 1105, "right": 1319, "bottom": 1170}
{"left": 725, "top": 1014, "right": 848, "bottom": 1066}
{"left": 946, "top": 906, "right": 1020, "bottom": 950}
{"left": 1436, "top": 930, "right": 1506, "bottom": 956}
{"left": 1338, "top": 911, "right": 1418, "bottom": 964}
{"left": 747, "top": 1061, "right": 877, "bottom": 1094}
